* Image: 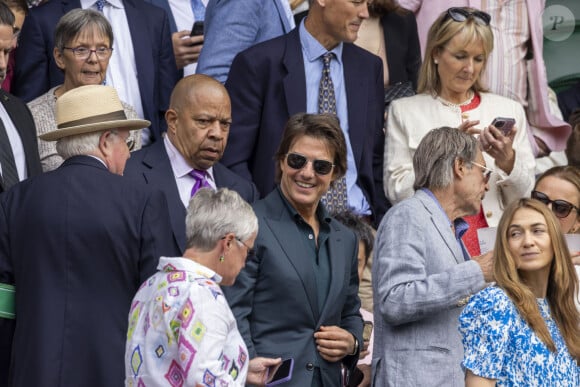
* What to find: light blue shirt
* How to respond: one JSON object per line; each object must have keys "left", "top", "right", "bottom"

{"left": 299, "top": 21, "right": 370, "bottom": 215}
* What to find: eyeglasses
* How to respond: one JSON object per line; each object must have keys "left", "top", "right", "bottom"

{"left": 531, "top": 190, "right": 580, "bottom": 219}
{"left": 470, "top": 161, "right": 493, "bottom": 183}
{"left": 235, "top": 237, "right": 255, "bottom": 258}
{"left": 62, "top": 46, "right": 113, "bottom": 60}
{"left": 111, "top": 130, "right": 135, "bottom": 151}
{"left": 285, "top": 153, "right": 334, "bottom": 176}
{"left": 445, "top": 7, "right": 491, "bottom": 26}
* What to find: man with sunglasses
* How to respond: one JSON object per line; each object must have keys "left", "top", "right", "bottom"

{"left": 124, "top": 74, "right": 259, "bottom": 252}
{"left": 222, "top": 0, "right": 389, "bottom": 226}
{"left": 399, "top": 2, "right": 571, "bottom": 165}
{"left": 0, "top": 85, "right": 180, "bottom": 387}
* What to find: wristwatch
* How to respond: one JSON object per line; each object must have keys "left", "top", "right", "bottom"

{"left": 350, "top": 335, "right": 358, "bottom": 356}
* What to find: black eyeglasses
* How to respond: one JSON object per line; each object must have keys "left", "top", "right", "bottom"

{"left": 235, "top": 237, "right": 255, "bottom": 258}
{"left": 445, "top": 7, "right": 491, "bottom": 26}
{"left": 285, "top": 153, "right": 334, "bottom": 176}
{"left": 531, "top": 190, "right": 580, "bottom": 219}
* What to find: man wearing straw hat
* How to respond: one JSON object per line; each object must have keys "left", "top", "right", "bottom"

{"left": 0, "top": 85, "right": 180, "bottom": 387}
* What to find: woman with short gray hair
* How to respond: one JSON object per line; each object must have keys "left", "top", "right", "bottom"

{"left": 28, "top": 8, "right": 142, "bottom": 172}
{"left": 125, "top": 188, "right": 281, "bottom": 386}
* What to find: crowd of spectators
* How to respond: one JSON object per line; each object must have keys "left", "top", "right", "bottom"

{"left": 0, "top": 1, "right": 579, "bottom": 386}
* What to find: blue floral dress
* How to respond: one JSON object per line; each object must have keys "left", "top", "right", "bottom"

{"left": 459, "top": 286, "right": 579, "bottom": 386}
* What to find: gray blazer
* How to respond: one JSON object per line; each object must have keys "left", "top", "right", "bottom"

{"left": 371, "top": 189, "right": 487, "bottom": 387}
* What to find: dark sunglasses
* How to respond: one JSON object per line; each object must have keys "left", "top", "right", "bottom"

{"left": 445, "top": 7, "right": 491, "bottom": 26}
{"left": 531, "top": 190, "right": 580, "bottom": 219}
{"left": 285, "top": 153, "right": 334, "bottom": 175}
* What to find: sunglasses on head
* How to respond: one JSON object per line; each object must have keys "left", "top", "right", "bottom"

{"left": 531, "top": 190, "right": 580, "bottom": 219}
{"left": 285, "top": 153, "right": 334, "bottom": 175}
{"left": 445, "top": 7, "right": 491, "bottom": 26}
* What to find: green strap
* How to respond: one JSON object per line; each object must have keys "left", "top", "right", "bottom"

{"left": 0, "top": 283, "right": 15, "bottom": 319}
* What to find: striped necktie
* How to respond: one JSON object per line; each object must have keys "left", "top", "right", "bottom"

{"left": 0, "top": 118, "right": 19, "bottom": 190}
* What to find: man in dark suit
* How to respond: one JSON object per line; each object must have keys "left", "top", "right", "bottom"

{"left": 12, "top": 0, "right": 179, "bottom": 143}
{"left": 222, "top": 0, "right": 388, "bottom": 226}
{"left": 124, "top": 74, "right": 258, "bottom": 252}
{"left": 0, "top": 85, "right": 179, "bottom": 387}
{"left": 0, "top": 4, "right": 41, "bottom": 193}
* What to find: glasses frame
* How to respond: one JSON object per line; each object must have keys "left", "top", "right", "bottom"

{"left": 62, "top": 46, "right": 114, "bottom": 60}
{"left": 445, "top": 7, "right": 491, "bottom": 26}
{"left": 285, "top": 152, "right": 335, "bottom": 176}
{"left": 470, "top": 161, "right": 493, "bottom": 183}
{"left": 235, "top": 237, "right": 255, "bottom": 258}
{"left": 531, "top": 190, "right": 580, "bottom": 219}
{"left": 110, "top": 130, "right": 135, "bottom": 151}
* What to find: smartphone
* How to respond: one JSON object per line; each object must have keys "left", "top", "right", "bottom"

{"left": 190, "top": 21, "right": 204, "bottom": 37}
{"left": 490, "top": 117, "right": 515, "bottom": 136}
{"left": 266, "top": 358, "right": 294, "bottom": 387}
{"left": 363, "top": 320, "right": 374, "bottom": 342}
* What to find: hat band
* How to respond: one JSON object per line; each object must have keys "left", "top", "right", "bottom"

{"left": 58, "top": 110, "right": 127, "bottom": 129}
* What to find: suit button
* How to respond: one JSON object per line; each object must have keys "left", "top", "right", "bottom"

{"left": 485, "top": 211, "right": 493, "bottom": 218}
{"left": 306, "top": 362, "right": 314, "bottom": 371}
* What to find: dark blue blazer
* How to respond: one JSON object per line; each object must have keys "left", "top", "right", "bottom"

{"left": 223, "top": 188, "right": 363, "bottom": 387}
{"left": 124, "top": 140, "right": 260, "bottom": 251}
{"left": 0, "top": 156, "right": 179, "bottom": 387}
{"left": 222, "top": 28, "right": 389, "bottom": 225}
{"left": 12, "top": 0, "right": 179, "bottom": 142}
{"left": 0, "top": 90, "right": 42, "bottom": 193}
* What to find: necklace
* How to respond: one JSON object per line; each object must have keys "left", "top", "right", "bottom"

{"left": 435, "top": 90, "right": 475, "bottom": 109}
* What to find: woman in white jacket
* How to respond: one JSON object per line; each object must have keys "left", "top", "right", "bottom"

{"left": 384, "top": 7, "right": 535, "bottom": 257}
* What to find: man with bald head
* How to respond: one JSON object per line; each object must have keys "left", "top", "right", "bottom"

{"left": 124, "top": 74, "right": 258, "bottom": 251}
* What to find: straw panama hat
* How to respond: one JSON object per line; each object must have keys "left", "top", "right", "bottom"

{"left": 39, "top": 85, "right": 150, "bottom": 141}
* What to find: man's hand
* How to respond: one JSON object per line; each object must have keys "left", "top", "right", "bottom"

{"left": 246, "top": 357, "right": 282, "bottom": 386}
{"left": 171, "top": 30, "right": 203, "bottom": 69}
{"left": 471, "top": 250, "right": 494, "bottom": 283}
{"left": 314, "top": 325, "right": 357, "bottom": 362}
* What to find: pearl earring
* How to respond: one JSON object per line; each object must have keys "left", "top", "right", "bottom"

{"left": 434, "top": 59, "right": 439, "bottom": 64}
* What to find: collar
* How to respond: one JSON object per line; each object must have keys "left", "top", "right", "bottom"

{"left": 275, "top": 185, "right": 332, "bottom": 225}
{"left": 157, "top": 256, "right": 223, "bottom": 284}
{"left": 80, "top": 0, "right": 124, "bottom": 10}
{"left": 420, "top": 188, "right": 469, "bottom": 239}
{"left": 163, "top": 135, "right": 215, "bottom": 183}
{"left": 299, "top": 18, "right": 343, "bottom": 65}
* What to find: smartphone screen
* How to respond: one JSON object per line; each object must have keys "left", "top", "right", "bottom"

{"left": 266, "top": 358, "right": 294, "bottom": 386}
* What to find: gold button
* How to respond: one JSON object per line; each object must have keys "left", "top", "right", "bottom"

{"left": 485, "top": 211, "right": 493, "bottom": 218}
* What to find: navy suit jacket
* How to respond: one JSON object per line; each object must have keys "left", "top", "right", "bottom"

{"left": 0, "top": 156, "right": 179, "bottom": 387}
{"left": 222, "top": 28, "right": 388, "bottom": 225}
{"left": 124, "top": 141, "right": 259, "bottom": 251}
{"left": 223, "top": 188, "right": 363, "bottom": 387}
{"left": 0, "top": 90, "right": 42, "bottom": 193}
{"left": 12, "top": 0, "right": 179, "bottom": 142}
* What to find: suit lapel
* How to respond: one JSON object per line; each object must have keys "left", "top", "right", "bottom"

{"left": 417, "top": 191, "right": 465, "bottom": 264}
{"left": 141, "top": 143, "right": 187, "bottom": 251}
{"left": 61, "top": 0, "right": 80, "bottom": 14}
{"left": 318, "top": 226, "right": 348, "bottom": 321}
{"left": 273, "top": 0, "right": 293, "bottom": 33}
{"left": 262, "top": 192, "right": 320, "bottom": 320}
{"left": 342, "top": 44, "right": 367, "bottom": 167}
{"left": 213, "top": 163, "right": 237, "bottom": 191}
{"left": 123, "top": 0, "right": 152, "bottom": 115}
{"left": 282, "top": 29, "right": 307, "bottom": 117}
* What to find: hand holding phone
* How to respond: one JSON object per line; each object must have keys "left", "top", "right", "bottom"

{"left": 190, "top": 21, "right": 204, "bottom": 37}
{"left": 490, "top": 117, "right": 515, "bottom": 136}
{"left": 266, "top": 358, "right": 294, "bottom": 386}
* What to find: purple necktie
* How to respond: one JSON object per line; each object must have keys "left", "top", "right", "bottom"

{"left": 189, "top": 169, "right": 211, "bottom": 197}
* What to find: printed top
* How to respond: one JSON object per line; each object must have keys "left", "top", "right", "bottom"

{"left": 460, "top": 286, "right": 579, "bottom": 386}
{"left": 125, "top": 257, "right": 248, "bottom": 386}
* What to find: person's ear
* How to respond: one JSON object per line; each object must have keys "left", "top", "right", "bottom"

{"left": 53, "top": 47, "right": 66, "bottom": 71}
{"left": 98, "top": 131, "right": 115, "bottom": 158}
{"left": 453, "top": 158, "right": 466, "bottom": 179}
{"left": 165, "top": 109, "right": 178, "bottom": 134}
{"left": 222, "top": 232, "right": 235, "bottom": 250}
